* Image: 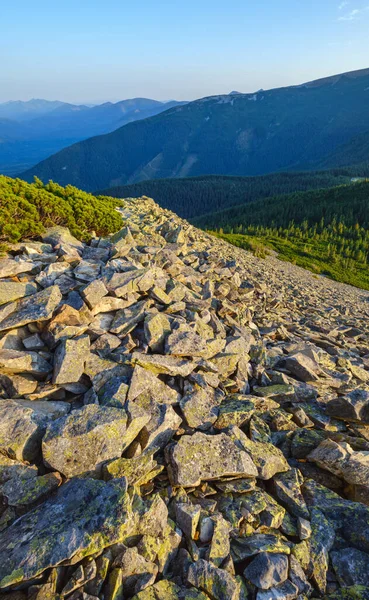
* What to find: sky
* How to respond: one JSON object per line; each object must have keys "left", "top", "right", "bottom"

{"left": 1, "top": 0, "right": 369, "bottom": 104}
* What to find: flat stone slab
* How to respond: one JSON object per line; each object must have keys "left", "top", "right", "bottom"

{"left": 42, "top": 404, "right": 148, "bottom": 477}
{"left": 167, "top": 431, "right": 258, "bottom": 487}
{"left": 0, "top": 477, "right": 133, "bottom": 588}
{"left": 0, "top": 280, "right": 38, "bottom": 306}
{"left": 0, "top": 285, "right": 62, "bottom": 332}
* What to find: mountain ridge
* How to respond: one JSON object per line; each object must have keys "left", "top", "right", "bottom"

{"left": 21, "top": 67, "right": 369, "bottom": 190}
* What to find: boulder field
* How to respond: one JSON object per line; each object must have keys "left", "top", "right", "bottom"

{"left": 0, "top": 197, "right": 369, "bottom": 599}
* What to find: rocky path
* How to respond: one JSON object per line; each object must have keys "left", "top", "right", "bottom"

{"left": 0, "top": 196, "right": 369, "bottom": 599}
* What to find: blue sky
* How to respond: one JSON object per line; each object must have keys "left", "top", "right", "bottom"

{"left": 1, "top": 0, "right": 369, "bottom": 103}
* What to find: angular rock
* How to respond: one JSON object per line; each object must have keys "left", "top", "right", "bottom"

{"left": 144, "top": 312, "right": 171, "bottom": 352}
{"left": 42, "top": 404, "right": 148, "bottom": 477}
{"left": 0, "top": 349, "right": 51, "bottom": 375}
{"left": 1, "top": 472, "right": 62, "bottom": 508}
{"left": 229, "top": 426, "right": 289, "bottom": 479}
{"left": 277, "top": 353, "right": 320, "bottom": 382}
{"left": 255, "top": 580, "right": 299, "bottom": 600}
{"left": 52, "top": 334, "right": 90, "bottom": 384}
{"left": 331, "top": 547, "right": 369, "bottom": 587}
{"left": 167, "top": 432, "right": 258, "bottom": 487}
{"left": 0, "top": 399, "right": 70, "bottom": 461}
{"left": 327, "top": 389, "right": 369, "bottom": 423}
{"left": 128, "top": 364, "right": 180, "bottom": 405}
{"left": 0, "top": 285, "right": 62, "bottom": 332}
{"left": 0, "top": 280, "right": 38, "bottom": 306}
{"left": 110, "top": 300, "right": 150, "bottom": 335}
{"left": 81, "top": 279, "right": 108, "bottom": 309}
{"left": 131, "top": 352, "right": 196, "bottom": 377}
{"left": 0, "top": 259, "right": 34, "bottom": 278}
{"left": 180, "top": 385, "right": 223, "bottom": 430}
{"left": 244, "top": 552, "right": 289, "bottom": 590}
{"left": 273, "top": 469, "right": 309, "bottom": 519}
{"left": 0, "top": 478, "right": 133, "bottom": 588}
{"left": 188, "top": 559, "right": 242, "bottom": 600}
{"left": 166, "top": 325, "right": 207, "bottom": 357}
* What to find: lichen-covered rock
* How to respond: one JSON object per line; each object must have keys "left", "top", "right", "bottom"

{"left": 0, "top": 280, "right": 38, "bottom": 306}
{"left": 128, "top": 364, "right": 180, "bottom": 405}
{"left": 1, "top": 472, "right": 62, "bottom": 508}
{"left": 42, "top": 404, "right": 148, "bottom": 477}
{"left": 52, "top": 334, "right": 90, "bottom": 384}
{"left": 229, "top": 426, "right": 289, "bottom": 479}
{"left": 188, "top": 559, "right": 242, "bottom": 600}
{"left": 0, "top": 285, "right": 62, "bottom": 332}
{"left": 0, "top": 399, "right": 70, "bottom": 461}
{"left": 331, "top": 548, "right": 369, "bottom": 587}
{"left": 0, "top": 478, "right": 133, "bottom": 588}
{"left": 180, "top": 384, "right": 224, "bottom": 429}
{"left": 167, "top": 431, "right": 258, "bottom": 487}
{"left": 273, "top": 469, "right": 310, "bottom": 519}
{"left": 326, "top": 389, "right": 369, "bottom": 423}
{"left": 244, "top": 552, "right": 289, "bottom": 590}
{"left": 0, "top": 349, "right": 51, "bottom": 375}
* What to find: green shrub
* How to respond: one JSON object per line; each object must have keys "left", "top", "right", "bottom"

{"left": 0, "top": 176, "right": 124, "bottom": 243}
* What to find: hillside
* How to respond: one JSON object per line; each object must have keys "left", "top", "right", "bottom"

{"left": 0, "top": 195, "right": 369, "bottom": 599}
{"left": 22, "top": 67, "right": 369, "bottom": 191}
{"left": 194, "top": 180, "right": 369, "bottom": 289}
{"left": 0, "top": 175, "right": 123, "bottom": 242}
{"left": 0, "top": 98, "right": 185, "bottom": 176}
{"left": 100, "top": 169, "right": 360, "bottom": 220}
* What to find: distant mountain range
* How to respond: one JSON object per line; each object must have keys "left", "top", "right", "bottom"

{"left": 21, "top": 68, "right": 369, "bottom": 191}
{"left": 0, "top": 98, "right": 186, "bottom": 175}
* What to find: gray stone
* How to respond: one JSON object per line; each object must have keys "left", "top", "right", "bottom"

{"left": 0, "top": 259, "right": 34, "bottom": 278}
{"left": 131, "top": 352, "right": 196, "bottom": 377}
{"left": 1, "top": 472, "right": 62, "bottom": 507}
{"left": 81, "top": 279, "right": 108, "bottom": 309}
{"left": 0, "top": 478, "right": 133, "bottom": 588}
{"left": 167, "top": 431, "right": 258, "bottom": 487}
{"left": 273, "top": 469, "right": 309, "bottom": 519}
{"left": 255, "top": 580, "right": 299, "bottom": 600}
{"left": 42, "top": 404, "right": 148, "bottom": 477}
{"left": 52, "top": 335, "right": 90, "bottom": 384}
{"left": 229, "top": 426, "right": 289, "bottom": 480}
{"left": 166, "top": 325, "right": 207, "bottom": 357}
{"left": 42, "top": 226, "right": 84, "bottom": 251}
{"left": 244, "top": 552, "right": 289, "bottom": 590}
{"left": 0, "top": 349, "right": 51, "bottom": 375}
{"left": 188, "top": 559, "right": 242, "bottom": 600}
{"left": 0, "top": 285, "right": 62, "bottom": 332}
{"left": 277, "top": 353, "right": 320, "bottom": 382}
{"left": 110, "top": 300, "right": 150, "bottom": 335}
{"left": 327, "top": 389, "right": 369, "bottom": 423}
{"left": 0, "top": 399, "right": 70, "bottom": 461}
{"left": 0, "top": 280, "right": 38, "bottom": 306}
{"left": 128, "top": 364, "right": 180, "bottom": 405}
{"left": 180, "top": 385, "right": 223, "bottom": 429}
{"left": 331, "top": 547, "right": 369, "bottom": 587}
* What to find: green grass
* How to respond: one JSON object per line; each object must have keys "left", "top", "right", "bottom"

{"left": 212, "top": 231, "right": 369, "bottom": 291}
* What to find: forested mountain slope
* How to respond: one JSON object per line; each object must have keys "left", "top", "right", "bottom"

{"left": 22, "top": 67, "right": 369, "bottom": 190}
{"left": 100, "top": 169, "right": 362, "bottom": 219}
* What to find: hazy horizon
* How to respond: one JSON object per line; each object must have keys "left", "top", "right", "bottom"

{"left": 2, "top": 0, "right": 369, "bottom": 104}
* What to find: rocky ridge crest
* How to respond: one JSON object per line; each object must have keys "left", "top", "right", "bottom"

{"left": 0, "top": 197, "right": 369, "bottom": 599}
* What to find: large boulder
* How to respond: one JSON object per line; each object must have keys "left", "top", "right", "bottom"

{"left": 0, "top": 477, "right": 133, "bottom": 588}
{"left": 42, "top": 404, "right": 148, "bottom": 477}
{"left": 0, "top": 399, "right": 70, "bottom": 461}
{"left": 166, "top": 431, "right": 258, "bottom": 487}
{"left": 0, "top": 286, "right": 62, "bottom": 332}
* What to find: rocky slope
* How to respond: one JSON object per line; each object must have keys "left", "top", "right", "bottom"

{"left": 0, "top": 197, "right": 369, "bottom": 599}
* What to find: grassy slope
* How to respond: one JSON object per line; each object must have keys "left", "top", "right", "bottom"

{"left": 201, "top": 181, "right": 369, "bottom": 291}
